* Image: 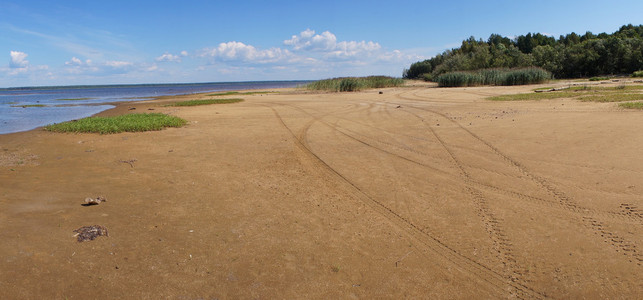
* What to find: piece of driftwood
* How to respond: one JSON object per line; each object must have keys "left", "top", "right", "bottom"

{"left": 534, "top": 86, "right": 570, "bottom": 93}
{"left": 73, "top": 225, "right": 109, "bottom": 242}
{"left": 83, "top": 196, "right": 107, "bottom": 206}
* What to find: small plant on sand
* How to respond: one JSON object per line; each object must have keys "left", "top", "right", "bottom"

{"left": 168, "top": 98, "right": 244, "bottom": 106}
{"left": 44, "top": 113, "right": 187, "bottom": 134}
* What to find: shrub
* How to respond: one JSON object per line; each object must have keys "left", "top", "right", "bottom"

{"left": 421, "top": 73, "right": 433, "bottom": 82}
{"left": 632, "top": 70, "right": 643, "bottom": 78}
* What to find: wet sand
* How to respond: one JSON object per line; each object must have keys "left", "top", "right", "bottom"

{"left": 1, "top": 82, "right": 641, "bottom": 298}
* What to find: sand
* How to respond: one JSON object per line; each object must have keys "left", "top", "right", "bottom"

{"left": 0, "top": 81, "right": 641, "bottom": 298}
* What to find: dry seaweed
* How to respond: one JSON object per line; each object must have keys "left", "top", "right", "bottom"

{"left": 73, "top": 225, "right": 109, "bottom": 242}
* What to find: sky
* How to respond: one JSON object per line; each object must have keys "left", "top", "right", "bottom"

{"left": 1, "top": 0, "right": 642, "bottom": 88}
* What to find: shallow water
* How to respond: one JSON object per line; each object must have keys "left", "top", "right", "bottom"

{"left": 0, "top": 81, "right": 308, "bottom": 134}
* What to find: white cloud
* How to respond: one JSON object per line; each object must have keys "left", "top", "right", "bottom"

{"left": 200, "top": 41, "right": 292, "bottom": 63}
{"left": 156, "top": 53, "right": 182, "bottom": 62}
{"left": 284, "top": 29, "right": 337, "bottom": 51}
{"left": 65, "top": 56, "right": 93, "bottom": 66}
{"left": 104, "top": 60, "right": 133, "bottom": 68}
{"left": 10, "top": 51, "right": 29, "bottom": 68}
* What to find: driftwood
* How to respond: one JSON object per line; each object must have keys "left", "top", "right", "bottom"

{"left": 534, "top": 86, "right": 571, "bottom": 93}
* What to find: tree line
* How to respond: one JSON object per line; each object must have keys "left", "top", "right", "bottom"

{"left": 403, "top": 24, "right": 643, "bottom": 80}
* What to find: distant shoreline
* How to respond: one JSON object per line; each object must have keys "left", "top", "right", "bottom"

{"left": 0, "top": 80, "right": 311, "bottom": 135}
{"left": 0, "top": 80, "right": 313, "bottom": 91}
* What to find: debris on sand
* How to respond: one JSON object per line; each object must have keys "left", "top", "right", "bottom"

{"left": 84, "top": 196, "right": 107, "bottom": 206}
{"left": 73, "top": 225, "right": 109, "bottom": 242}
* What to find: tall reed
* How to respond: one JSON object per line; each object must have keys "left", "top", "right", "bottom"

{"left": 305, "top": 76, "right": 404, "bottom": 92}
{"left": 436, "top": 68, "right": 551, "bottom": 87}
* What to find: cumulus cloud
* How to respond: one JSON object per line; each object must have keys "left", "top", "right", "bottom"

{"left": 283, "top": 29, "right": 383, "bottom": 60}
{"left": 156, "top": 53, "right": 182, "bottom": 62}
{"left": 9, "top": 51, "right": 29, "bottom": 68}
{"left": 200, "top": 41, "right": 292, "bottom": 63}
{"left": 65, "top": 57, "right": 92, "bottom": 66}
{"left": 284, "top": 29, "right": 337, "bottom": 51}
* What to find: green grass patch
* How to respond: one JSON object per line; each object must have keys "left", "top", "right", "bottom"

{"left": 207, "top": 91, "right": 274, "bottom": 96}
{"left": 489, "top": 84, "right": 642, "bottom": 101}
{"left": 589, "top": 76, "right": 610, "bottom": 81}
{"left": 168, "top": 98, "right": 244, "bottom": 106}
{"left": 305, "top": 76, "right": 405, "bottom": 92}
{"left": 632, "top": 70, "right": 643, "bottom": 78}
{"left": 44, "top": 113, "right": 187, "bottom": 134}
{"left": 56, "top": 97, "right": 96, "bottom": 101}
{"left": 619, "top": 102, "right": 643, "bottom": 109}
{"left": 436, "top": 67, "right": 551, "bottom": 87}
{"left": 578, "top": 93, "right": 643, "bottom": 102}
{"left": 11, "top": 104, "right": 47, "bottom": 108}
{"left": 489, "top": 90, "right": 581, "bottom": 101}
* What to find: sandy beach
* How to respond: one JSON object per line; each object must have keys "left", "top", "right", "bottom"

{"left": 1, "top": 82, "right": 641, "bottom": 298}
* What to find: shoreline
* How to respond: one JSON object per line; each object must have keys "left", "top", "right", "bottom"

{"left": 0, "top": 85, "right": 302, "bottom": 136}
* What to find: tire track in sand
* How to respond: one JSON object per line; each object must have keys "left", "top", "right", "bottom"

{"left": 393, "top": 90, "right": 642, "bottom": 266}
{"left": 263, "top": 104, "right": 547, "bottom": 299}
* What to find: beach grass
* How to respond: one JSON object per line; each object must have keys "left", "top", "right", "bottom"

{"left": 11, "top": 104, "right": 47, "bottom": 108}
{"left": 168, "top": 98, "right": 244, "bottom": 106}
{"left": 619, "top": 102, "right": 643, "bottom": 109}
{"left": 489, "top": 91, "right": 579, "bottom": 101}
{"left": 305, "top": 76, "right": 405, "bottom": 92}
{"left": 44, "top": 113, "right": 187, "bottom": 134}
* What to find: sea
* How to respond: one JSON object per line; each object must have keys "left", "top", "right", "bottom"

{"left": 0, "top": 81, "right": 310, "bottom": 135}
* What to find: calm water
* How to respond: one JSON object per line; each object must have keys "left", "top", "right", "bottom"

{"left": 0, "top": 81, "right": 309, "bottom": 135}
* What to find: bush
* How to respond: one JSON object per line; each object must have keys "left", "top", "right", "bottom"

{"left": 632, "top": 70, "right": 643, "bottom": 77}
{"left": 421, "top": 73, "right": 433, "bottom": 82}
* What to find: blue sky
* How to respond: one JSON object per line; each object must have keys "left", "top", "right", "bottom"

{"left": 1, "top": 0, "right": 641, "bottom": 87}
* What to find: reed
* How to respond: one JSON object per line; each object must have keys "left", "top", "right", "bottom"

{"left": 436, "top": 68, "right": 551, "bottom": 87}
{"left": 305, "top": 76, "right": 404, "bottom": 92}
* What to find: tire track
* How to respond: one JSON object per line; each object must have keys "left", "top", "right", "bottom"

{"left": 392, "top": 90, "right": 643, "bottom": 265}
{"left": 263, "top": 103, "right": 547, "bottom": 299}
{"left": 279, "top": 100, "right": 642, "bottom": 224}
